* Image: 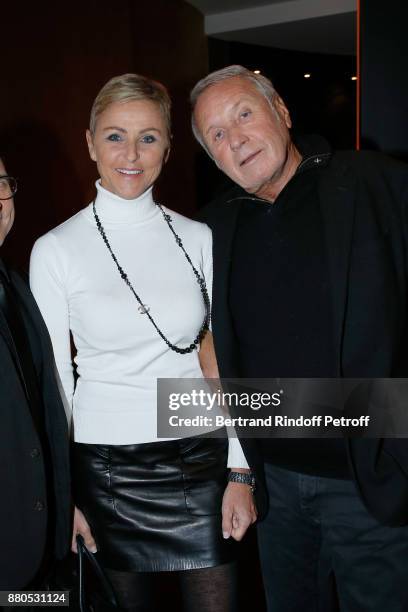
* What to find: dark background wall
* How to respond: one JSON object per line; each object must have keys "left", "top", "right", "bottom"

{"left": 1, "top": 0, "right": 207, "bottom": 270}
{"left": 360, "top": 0, "right": 408, "bottom": 159}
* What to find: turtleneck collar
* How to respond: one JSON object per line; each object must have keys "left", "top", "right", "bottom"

{"left": 90, "top": 180, "right": 159, "bottom": 225}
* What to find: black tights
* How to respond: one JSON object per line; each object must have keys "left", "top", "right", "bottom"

{"left": 98, "top": 562, "right": 237, "bottom": 612}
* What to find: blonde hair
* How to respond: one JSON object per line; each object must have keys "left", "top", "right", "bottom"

{"left": 89, "top": 73, "right": 171, "bottom": 139}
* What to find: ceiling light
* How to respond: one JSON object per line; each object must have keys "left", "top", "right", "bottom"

{"left": 304, "top": 73, "right": 311, "bottom": 78}
{"left": 253, "top": 70, "right": 261, "bottom": 74}
{"left": 351, "top": 76, "right": 357, "bottom": 81}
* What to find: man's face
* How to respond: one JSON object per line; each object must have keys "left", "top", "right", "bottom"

{"left": 0, "top": 159, "right": 15, "bottom": 247}
{"left": 194, "top": 77, "right": 294, "bottom": 197}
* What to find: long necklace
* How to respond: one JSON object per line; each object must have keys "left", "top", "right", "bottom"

{"left": 92, "top": 200, "right": 210, "bottom": 355}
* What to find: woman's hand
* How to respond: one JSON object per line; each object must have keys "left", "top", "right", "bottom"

{"left": 221, "top": 476, "right": 257, "bottom": 542}
{"left": 71, "top": 506, "right": 97, "bottom": 553}
{"left": 200, "top": 335, "right": 257, "bottom": 539}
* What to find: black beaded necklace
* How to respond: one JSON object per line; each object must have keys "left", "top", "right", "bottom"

{"left": 92, "top": 200, "right": 210, "bottom": 354}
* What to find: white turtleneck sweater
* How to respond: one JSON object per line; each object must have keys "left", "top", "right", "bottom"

{"left": 30, "top": 182, "right": 247, "bottom": 468}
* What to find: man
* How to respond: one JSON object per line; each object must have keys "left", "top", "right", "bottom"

{"left": 191, "top": 65, "right": 408, "bottom": 611}
{"left": 0, "top": 157, "right": 70, "bottom": 589}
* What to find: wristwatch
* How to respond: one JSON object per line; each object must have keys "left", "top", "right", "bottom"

{"left": 228, "top": 471, "right": 256, "bottom": 493}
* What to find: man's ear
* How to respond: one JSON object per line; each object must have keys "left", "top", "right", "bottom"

{"left": 86, "top": 130, "right": 97, "bottom": 162}
{"left": 273, "top": 95, "right": 292, "bottom": 129}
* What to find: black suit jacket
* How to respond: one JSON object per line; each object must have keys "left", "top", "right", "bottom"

{"left": 199, "top": 147, "right": 408, "bottom": 526}
{"left": 0, "top": 266, "right": 70, "bottom": 589}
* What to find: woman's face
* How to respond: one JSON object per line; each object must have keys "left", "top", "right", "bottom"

{"left": 86, "top": 99, "right": 170, "bottom": 200}
{"left": 0, "top": 159, "right": 15, "bottom": 247}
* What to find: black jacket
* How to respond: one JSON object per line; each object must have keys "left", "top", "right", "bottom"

{"left": 199, "top": 143, "right": 408, "bottom": 526}
{"left": 0, "top": 266, "right": 70, "bottom": 589}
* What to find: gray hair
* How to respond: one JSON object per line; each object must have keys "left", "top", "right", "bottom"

{"left": 190, "top": 65, "right": 276, "bottom": 150}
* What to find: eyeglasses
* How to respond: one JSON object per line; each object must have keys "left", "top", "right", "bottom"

{"left": 0, "top": 175, "right": 18, "bottom": 200}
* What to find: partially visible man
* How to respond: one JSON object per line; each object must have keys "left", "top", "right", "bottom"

{"left": 191, "top": 66, "right": 408, "bottom": 611}
{"left": 0, "top": 157, "right": 70, "bottom": 589}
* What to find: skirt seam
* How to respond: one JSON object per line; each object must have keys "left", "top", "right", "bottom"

{"left": 107, "top": 446, "right": 118, "bottom": 517}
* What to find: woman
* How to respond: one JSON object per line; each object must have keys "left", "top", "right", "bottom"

{"left": 30, "top": 74, "right": 256, "bottom": 611}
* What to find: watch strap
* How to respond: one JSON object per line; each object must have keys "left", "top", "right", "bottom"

{"left": 228, "top": 471, "right": 256, "bottom": 492}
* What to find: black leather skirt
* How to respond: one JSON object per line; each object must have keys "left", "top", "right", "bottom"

{"left": 72, "top": 436, "right": 236, "bottom": 572}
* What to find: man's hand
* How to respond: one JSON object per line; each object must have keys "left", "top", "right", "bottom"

{"left": 71, "top": 506, "right": 97, "bottom": 553}
{"left": 222, "top": 481, "right": 257, "bottom": 541}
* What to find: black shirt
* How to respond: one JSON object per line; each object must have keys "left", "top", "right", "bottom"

{"left": 229, "top": 162, "right": 350, "bottom": 478}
